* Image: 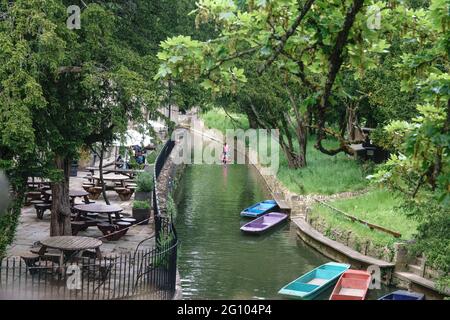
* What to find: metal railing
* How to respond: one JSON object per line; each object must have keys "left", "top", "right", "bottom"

{"left": 0, "top": 241, "right": 177, "bottom": 300}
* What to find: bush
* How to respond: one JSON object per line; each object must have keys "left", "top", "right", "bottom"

{"left": 133, "top": 200, "right": 150, "bottom": 210}
{"left": 136, "top": 172, "right": 154, "bottom": 192}
{"left": 166, "top": 195, "right": 177, "bottom": 220}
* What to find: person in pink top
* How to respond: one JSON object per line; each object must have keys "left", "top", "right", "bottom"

{"left": 222, "top": 142, "right": 229, "bottom": 164}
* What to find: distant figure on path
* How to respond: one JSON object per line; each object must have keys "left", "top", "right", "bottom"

{"left": 222, "top": 142, "right": 229, "bottom": 164}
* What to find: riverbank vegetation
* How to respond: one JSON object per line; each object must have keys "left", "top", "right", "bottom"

{"left": 156, "top": 0, "right": 449, "bottom": 289}
{"left": 202, "top": 109, "right": 249, "bottom": 134}
{"left": 310, "top": 190, "right": 418, "bottom": 245}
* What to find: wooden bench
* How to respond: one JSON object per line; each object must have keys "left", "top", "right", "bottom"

{"left": 82, "top": 185, "right": 103, "bottom": 200}
{"left": 121, "top": 217, "right": 137, "bottom": 225}
{"left": 30, "top": 247, "right": 63, "bottom": 264}
{"left": 30, "top": 200, "right": 44, "bottom": 206}
{"left": 97, "top": 223, "right": 122, "bottom": 241}
{"left": 35, "top": 203, "right": 52, "bottom": 219}
{"left": 26, "top": 191, "right": 43, "bottom": 205}
{"left": 81, "top": 258, "right": 116, "bottom": 281}
{"left": 71, "top": 221, "right": 87, "bottom": 236}
{"left": 19, "top": 252, "right": 40, "bottom": 268}
{"left": 114, "top": 187, "right": 134, "bottom": 201}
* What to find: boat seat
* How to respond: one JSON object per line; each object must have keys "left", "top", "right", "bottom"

{"left": 338, "top": 288, "right": 365, "bottom": 297}
{"left": 285, "top": 282, "right": 318, "bottom": 292}
{"left": 307, "top": 278, "right": 328, "bottom": 286}
{"left": 341, "top": 278, "right": 367, "bottom": 289}
{"left": 249, "top": 222, "right": 267, "bottom": 228}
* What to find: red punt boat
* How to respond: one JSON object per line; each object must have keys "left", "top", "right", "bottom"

{"left": 329, "top": 270, "right": 371, "bottom": 300}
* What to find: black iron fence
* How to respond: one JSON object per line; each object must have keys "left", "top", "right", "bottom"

{"left": 0, "top": 139, "right": 179, "bottom": 300}
{"left": 0, "top": 239, "right": 178, "bottom": 300}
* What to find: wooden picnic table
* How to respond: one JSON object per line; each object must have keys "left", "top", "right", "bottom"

{"left": 38, "top": 236, "right": 103, "bottom": 264}
{"left": 86, "top": 167, "right": 143, "bottom": 179}
{"left": 74, "top": 203, "right": 123, "bottom": 224}
{"left": 92, "top": 173, "right": 130, "bottom": 187}
{"left": 44, "top": 189, "right": 90, "bottom": 205}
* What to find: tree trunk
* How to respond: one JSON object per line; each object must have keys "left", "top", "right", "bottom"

{"left": 50, "top": 156, "right": 72, "bottom": 236}
{"left": 316, "top": 0, "right": 365, "bottom": 155}
{"left": 99, "top": 142, "right": 110, "bottom": 205}
{"left": 296, "top": 122, "right": 307, "bottom": 167}
{"left": 245, "top": 108, "right": 259, "bottom": 129}
{"left": 280, "top": 138, "right": 307, "bottom": 169}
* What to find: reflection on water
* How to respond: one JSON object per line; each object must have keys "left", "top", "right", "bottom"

{"left": 175, "top": 164, "right": 394, "bottom": 300}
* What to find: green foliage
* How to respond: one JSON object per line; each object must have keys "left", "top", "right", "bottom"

{"left": 133, "top": 200, "right": 151, "bottom": 210}
{"left": 369, "top": 0, "right": 449, "bottom": 284}
{"left": 0, "top": 193, "right": 23, "bottom": 258}
{"left": 155, "top": 227, "right": 176, "bottom": 268}
{"left": 371, "top": 105, "right": 448, "bottom": 203}
{"left": 277, "top": 137, "right": 368, "bottom": 195}
{"left": 166, "top": 195, "right": 178, "bottom": 220}
{"left": 136, "top": 172, "right": 154, "bottom": 193}
{"left": 202, "top": 108, "right": 249, "bottom": 133}
{"left": 145, "top": 151, "right": 157, "bottom": 165}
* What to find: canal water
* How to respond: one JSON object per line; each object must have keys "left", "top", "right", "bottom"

{"left": 174, "top": 164, "right": 393, "bottom": 300}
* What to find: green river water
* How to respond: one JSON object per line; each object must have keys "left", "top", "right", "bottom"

{"left": 174, "top": 164, "right": 394, "bottom": 300}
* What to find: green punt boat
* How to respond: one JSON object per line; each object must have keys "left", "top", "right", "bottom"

{"left": 278, "top": 262, "right": 351, "bottom": 300}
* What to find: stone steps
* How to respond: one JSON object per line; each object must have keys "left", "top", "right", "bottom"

{"left": 407, "top": 264, "right": 424, "bottom": 277}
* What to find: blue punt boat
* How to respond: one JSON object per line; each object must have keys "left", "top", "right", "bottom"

{"left": 278, "top": 262, "right": 351, "bottom": 300}
{"left": 378, "top": 290, "right": 425, "bottom": 300}
{"left": 240, "top": 200, "right": 278, "bottom": 218}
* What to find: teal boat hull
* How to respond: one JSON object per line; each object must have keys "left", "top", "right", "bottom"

{"left": 278, "top": 262, "right": 351, "bottom": 300}
{"left": 240, "top": 200, "right": 278, "bottom": 218}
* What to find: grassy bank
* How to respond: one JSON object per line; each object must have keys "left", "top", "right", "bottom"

{"left": 277, "top": 138, "right": 368, "bottom": 195}
{"left": 309, "top": 189, "right": 418, "bottom": 246}
{"left": 202, "top": 109, "right": 249, "bottom": 133}
{"left": 201, "top": 108, "right": 368, "bottom": 195}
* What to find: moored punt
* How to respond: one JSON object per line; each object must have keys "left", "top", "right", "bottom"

{"left": 240, "top": 212, "right": 288, "bottom": 234}
{"left": 240, "top": 200, "right": 278, "bottom": 218}
{"left": 329, "top": 270, "right": 371, "bottom": 300}
{"left": 378, "top": 290, "right": 425, "bottom": 300}
{"left": 278, "top": 262, "right": 350, "bottom": 300}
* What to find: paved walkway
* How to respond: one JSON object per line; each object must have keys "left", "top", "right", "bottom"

{"left": 7, "top": 174, "right": 155, "bottom": 257}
